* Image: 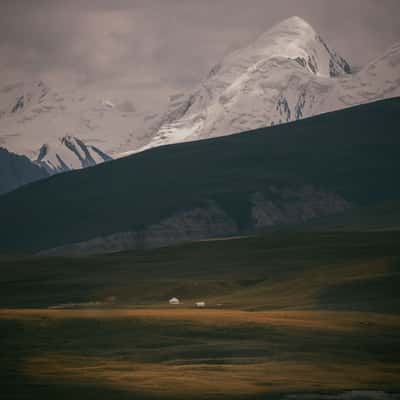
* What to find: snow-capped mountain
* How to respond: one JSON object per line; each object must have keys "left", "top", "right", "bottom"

{"left": 137, "top": 17, "right": 400, "bottom": 152}
{"left": 1, "top": 16, "right": 399, "bottom": 174}
{"left": 0, "top": 80, "right": 167, "bottom": 173}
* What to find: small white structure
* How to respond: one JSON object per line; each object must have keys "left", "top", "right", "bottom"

{"left": 195, "top": 301, "right": 206, "bottom": 308}
{"left": 102, "top": 100, "right": 115, "bottom": 108}
{"left": 169, "top": 297, "right": 180, "bottom": 305}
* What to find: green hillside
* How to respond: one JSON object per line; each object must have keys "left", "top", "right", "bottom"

{"left": 0, "top": 98, "right": 399, "bottom": 254}
{"left": 1, "top": 231, "right": 399, "bottom": 311}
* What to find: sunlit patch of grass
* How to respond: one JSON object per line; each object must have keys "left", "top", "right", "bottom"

{"left": 2, "top": 307, "right": 400, "bottom": 398}
{"left": 2, "top": 308, "right": 400, "bottom": 332}
{"left": 24, "top": 354, "right": 400, "bottom": 398}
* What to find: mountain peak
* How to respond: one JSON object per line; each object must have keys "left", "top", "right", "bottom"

{"left": 34, "top": 135, "right": 112, "bottom": 173}
{"left": 140, "top": 18, "right": 371, "bottom": 151}
{"left": 276, "top": 16, "right": 315, "bottom": 30}
{"left": 249, "top": 16, "right": 351, "bottom": 77}
{"left": 257, "top": 16, "right": 316, "bottom": 43}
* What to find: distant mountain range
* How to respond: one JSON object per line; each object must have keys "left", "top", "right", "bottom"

{"left": 0, "top": 98, "right": 398, "bottom": 255}
{"left": 0, "top": 16, "right": 399, "bottom": 190}
{"left": 0, "top": 147, "right": 49, "bottom": 195}
{"left": 0, "top": 81, "right": 166, "bottom": 176}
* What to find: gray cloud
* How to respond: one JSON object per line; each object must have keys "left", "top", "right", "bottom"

{"left": 1, "top": 0, "right": 400, "bottom": 91}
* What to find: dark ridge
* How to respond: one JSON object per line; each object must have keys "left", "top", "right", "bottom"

{"left": 0, "top": 97, "right": 399, "bottom": 254}
{"left": 0, "top": 147, "right": 49, "bottom": 195}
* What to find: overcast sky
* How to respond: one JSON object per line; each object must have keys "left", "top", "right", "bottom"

{"left": 1, "top": 0, "right": 400, "bottom": 93}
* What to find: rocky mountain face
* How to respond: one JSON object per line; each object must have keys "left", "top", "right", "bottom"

{"left": 0, "top": 148, "right": 49, "bottom": 194}
{"left": 40, "top": 186, "right": 351, "bottom": 256}
{"left": 139, "top": 17, "right": 400, "bottom": 151}
{"left": 35, "top": 135, "right": 112, "bottom": 173}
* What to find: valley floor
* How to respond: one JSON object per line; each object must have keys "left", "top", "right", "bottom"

{"left": 1, "top": 232, "right": 400, "bottom": 399}
{"left": 1, "top": 308, "right": 400, "bottom": 399}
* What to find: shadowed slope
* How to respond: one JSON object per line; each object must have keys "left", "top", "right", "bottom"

{"left": 0, "top": 98, "right": 399, "bottom": 254}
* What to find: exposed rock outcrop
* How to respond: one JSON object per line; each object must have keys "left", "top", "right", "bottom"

{"left": 251, "top": 186, "right": 351, "bottom": 228}
{"left": 40, "top": 186, "right": 351, "bottom": 256}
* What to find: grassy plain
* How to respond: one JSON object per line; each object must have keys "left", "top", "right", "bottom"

{"left": 1, "top": 232, "right": 400, "bottom": 399}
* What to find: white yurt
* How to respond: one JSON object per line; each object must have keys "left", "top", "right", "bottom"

{"left": 195, "top": 301, "right": 206, "bottom": 308}
{"left": 169, "top": 297, "right": 180, "bottom": 305}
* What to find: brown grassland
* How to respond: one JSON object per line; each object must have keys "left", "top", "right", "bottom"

{"left": 1, "top": 232, "right": 400, "bottom": 399}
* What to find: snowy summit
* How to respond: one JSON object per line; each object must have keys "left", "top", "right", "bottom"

{"left": 139, "top": 16, "right": 399, "bottom": 152}
{"left": 1, "top": 16, "right": 399, "bottom": 171}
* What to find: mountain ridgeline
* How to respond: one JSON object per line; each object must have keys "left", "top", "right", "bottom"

{"left": 0, "top": 148, "right": 49, "bottom": 195}
{"left": 0, "top": 98, "right": 399, "bottom": 255}
{"left": 1, "top": 17, "right": 399, "bottom": 180}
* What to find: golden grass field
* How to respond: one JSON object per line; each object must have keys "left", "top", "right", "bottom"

{"left": 1, "top": 308, "right": 400, "bottom": 331}
{"left": 1, "top": 232, "right": 400, "bottom": 399}
{"left": 23, "top": 354, "right": 400, "bottom": 398}
{"left": 1, "top": 308, "right": 400, "bottom": 399}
